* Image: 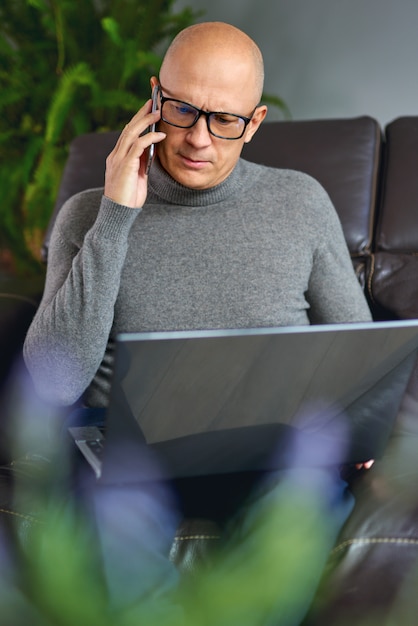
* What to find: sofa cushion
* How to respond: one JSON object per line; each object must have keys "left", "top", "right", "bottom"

{"left": 370, "top": 117, "right": 418, "bottom": 319}
{"left": 369, "top": 253, "right": 418, "bottom": 320}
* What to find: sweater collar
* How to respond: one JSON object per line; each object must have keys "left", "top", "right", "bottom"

{"left": 147, "top": 158, "right": 246, "bottom": 207}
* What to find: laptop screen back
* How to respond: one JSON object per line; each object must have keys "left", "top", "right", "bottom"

{"left": 99, "top": 321, "right": 418, "bottom": 482}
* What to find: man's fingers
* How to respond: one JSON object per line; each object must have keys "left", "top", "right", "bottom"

{"left": 112, "top": 100, "right": 160, "bottom": 151}
{"left": 122, "top": 102, "right": 160, "bottom": 137}
{"left": 354, "top": 459, "right": 375, "bottom": 471}
{"left": 104, "top": 99, "right": 165, "bottom": 208}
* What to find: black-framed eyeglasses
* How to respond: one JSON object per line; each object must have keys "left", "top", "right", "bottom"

{"left": 158, "top": 87, "right": 257, "bottom": 140}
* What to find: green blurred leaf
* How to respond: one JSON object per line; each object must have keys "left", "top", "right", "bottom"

{"left": 0, "top": 0, "right": 201, "bottom": 274}
{"left": 101, "top": 16, "right": 123, "bottom": 47}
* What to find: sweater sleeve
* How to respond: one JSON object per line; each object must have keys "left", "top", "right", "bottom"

{"left": 23, "top": 191, "right": 140, "bottom": 406}
{"left": 306, "top": 196, "right": 372, "bottom": 324}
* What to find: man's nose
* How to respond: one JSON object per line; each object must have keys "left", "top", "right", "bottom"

{"left": 185, "top": 115, "right": 212, "bottom": 146}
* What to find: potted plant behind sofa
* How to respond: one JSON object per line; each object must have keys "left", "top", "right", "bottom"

{"left": 0, "top": 0, "right": 201, "bottom": 276}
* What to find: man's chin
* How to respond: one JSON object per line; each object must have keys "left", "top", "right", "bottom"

{"left": 165, "top": 164, "right": 218, "bottom": 190}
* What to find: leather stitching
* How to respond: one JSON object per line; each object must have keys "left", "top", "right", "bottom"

{"left": 332, "top": 536, "right": 418, "bottom": 555}
{"left": 0, "top": 508, "right": 41, "bottom": 524}
{"left": 0, "top": 292, "right": 39, "bottom": 306}
{"left": 173, "top": 534, "right": 220, "bottom": 541}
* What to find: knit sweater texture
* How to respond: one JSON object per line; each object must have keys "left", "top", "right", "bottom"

{"left": 24, "top": 158, "right": 372, "bottom": 406}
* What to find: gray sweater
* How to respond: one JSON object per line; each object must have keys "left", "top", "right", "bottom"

{"left": 24, "top": 158, "right": 372, "bottom": 406}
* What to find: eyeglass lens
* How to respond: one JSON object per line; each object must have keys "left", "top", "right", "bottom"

{"left": 161, "top": 99, "right": 247, "bottom": 139}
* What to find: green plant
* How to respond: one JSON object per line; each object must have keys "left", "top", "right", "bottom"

{"left": 0, "top": 0, "right": 200, "bottom": 275}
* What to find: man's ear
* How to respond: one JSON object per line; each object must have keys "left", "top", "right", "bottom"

{"left": 150, "top": 76, "right": 159, "bottom": 91}
{"left": 244, "top": 105, "right": 268, "bottom": 143}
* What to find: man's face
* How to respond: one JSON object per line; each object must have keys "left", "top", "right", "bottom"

{"left": 152, "top": 51, "right": 266, "bottom": 190}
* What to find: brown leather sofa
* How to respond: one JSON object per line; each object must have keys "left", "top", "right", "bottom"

{"left": 2, "top": 115, "right": 418, "bottom": 623}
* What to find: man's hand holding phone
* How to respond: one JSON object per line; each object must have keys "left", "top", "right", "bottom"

{"left": 104, "top": 88, "right": 165, "bottom": 209}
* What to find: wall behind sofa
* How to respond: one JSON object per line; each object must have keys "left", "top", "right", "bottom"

{"left": 174, "top": 0, "right": 418, "bottom": 126}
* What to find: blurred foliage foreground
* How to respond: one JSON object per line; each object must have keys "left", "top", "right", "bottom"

{"left": 2, "top": 369, "right": 418, "bottom": 626}
{"left": 0, "top": 367, "right": 334, "bottom": 625}
{"left": 0, "top": 0, "right": 200, "bottom": 275}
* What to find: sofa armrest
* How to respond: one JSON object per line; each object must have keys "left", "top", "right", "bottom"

{"left": 306, "top": 372, "right": 418, "bottom": 624}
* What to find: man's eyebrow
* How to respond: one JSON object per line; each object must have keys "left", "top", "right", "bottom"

{"left": 159, "top": 87, "right": 234, "bottom": 115}
{"left": 160, "top": 87, "right": 203, "bottom": 110}
{"left": 159, "top": 84, "right": 176, "bottom": 98}
{"left": 160, "top": 84, "right": 251, "bottom": 116}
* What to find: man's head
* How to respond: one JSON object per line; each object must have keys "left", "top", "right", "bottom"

{"left": 150, "top": 22, "right": 268, "bottom": 190}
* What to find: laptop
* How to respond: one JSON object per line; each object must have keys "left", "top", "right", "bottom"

{"left": 70, "top": 320, "right": 418, "bottom": 482}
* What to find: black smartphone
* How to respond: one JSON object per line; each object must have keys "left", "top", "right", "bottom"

{"left": 146, "top": 85, "right": 159, "bottom": 175}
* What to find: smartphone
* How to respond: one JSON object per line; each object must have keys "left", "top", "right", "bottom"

{"left": 146, "top": 85, "right": 159, "bottom": 175}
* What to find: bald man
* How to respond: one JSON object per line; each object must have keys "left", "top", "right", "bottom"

{"left": 24, "top": 21, "right": 371, "bottom": 407}
{"left": 23, "top": 22, "right": 372, "bottom": 621}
